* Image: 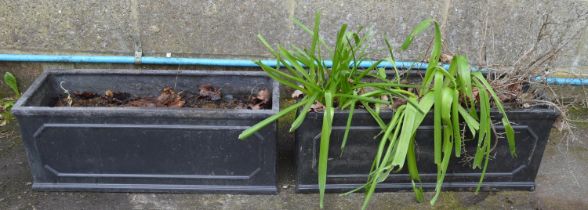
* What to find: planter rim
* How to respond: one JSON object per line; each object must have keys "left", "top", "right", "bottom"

{"left": 12, "top": 69, "right": 280, "bottom": 118}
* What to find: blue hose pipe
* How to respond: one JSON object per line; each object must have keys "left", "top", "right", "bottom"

{"left": 0, "top": 53, "right": 584, "bottom": 86}
{"left": 0, "top": 54, "right": 447, "bottom": 70}
{"left": 535, "top": 76, "right": 588, "bottom": 86}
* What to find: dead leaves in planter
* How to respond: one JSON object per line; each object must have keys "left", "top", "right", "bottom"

{"left": 54, "top": 85, "right": 271, "bottom": 110}
{"left": 125, "top": 86, "right": 186, "bottom": 108}
{"left": 55, "top": 90, "right": 130, "bottom": 107}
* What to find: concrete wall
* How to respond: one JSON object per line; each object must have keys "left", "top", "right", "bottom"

{"left": 0, "top": 0, "right": 587, "bottom": 93}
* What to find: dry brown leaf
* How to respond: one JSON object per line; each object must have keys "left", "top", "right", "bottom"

{"left": 105, "top": 90, "right": 114, "bottom": 98}
{"left": 440, "top": 53, "right": 453, "bottom": 63}
{"left": 291, "top": 90, "right": 303, "bottom": 99}
{"left": 472, "top": 87, "right": 480, "bottom": 101}
{"left": 156, "top": 86, "right": 185, "bottom": 107}
{"left": 199, "top": 84, "right": 222, "bottom": 101}
{"left": 310, "top": 102, "right": 325, "bottom": 112}
{"left": 256, "top": 88, "right": 270, "bottom": 103}
{"left": 392, "top": 98, "right": 407, "bottom": 109}
{"left": 248, "top": 88, "right": 271, "bottom": 110}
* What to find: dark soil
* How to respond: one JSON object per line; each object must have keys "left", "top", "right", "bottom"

{"left": 52, "top": 84, "right": 271, "bottom": 110}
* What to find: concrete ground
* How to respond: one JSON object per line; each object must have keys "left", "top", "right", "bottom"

{"left": 1, "top": 110, "right": 587, "bottom": 210}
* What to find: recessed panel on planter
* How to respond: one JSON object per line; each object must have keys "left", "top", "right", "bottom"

{"left": 35, "top": 124, "right": 263, "bottom": 179}
{"left": 12, "top": 69, "right": 279, "bottom": 194}
{"left": 296, "top": 109, "right": 558, "bottom": 192}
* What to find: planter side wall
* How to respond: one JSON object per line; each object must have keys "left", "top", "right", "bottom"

{"left": 296, "top": 109, "right": 559, "bottom": 193}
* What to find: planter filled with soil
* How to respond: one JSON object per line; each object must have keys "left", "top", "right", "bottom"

{"left": 12, "top": 69, "right": 279, "bottom": 194}
{"left": 295, "top": 107, "right": 559, "bottom": 192}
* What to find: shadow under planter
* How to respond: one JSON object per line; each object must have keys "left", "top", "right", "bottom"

{"left": 12, "top": 69, "right": 279, "bottom": 194}
{"left": 296, "top": 108, "right": 559, "bottom": 193}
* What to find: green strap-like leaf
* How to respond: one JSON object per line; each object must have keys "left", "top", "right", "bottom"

{"left": 475, "top": 126, "right": 492, "bottom": 193}
{"left": 433, "top": 71, "right": 443, "bottom": 164}
{"left": 407, "top": 136, "right": 423, "bottom": 202}
{"left": 311, "top": 12, "right": 320, "bottom": 56}
{"left": 278, "top": 46, "right": 312, "bottom": 81}
{"left": 292, "top": 17, "right": 331, "bottom": 52}
{"left": 454, "top": 56, "right": 473, "bottom": 102}
{"left": 400, "top": 19, "right": 434, "bottom": 50}
{"left": 428, "top": 22, "right": 442, "bottom": 71}
{"left": 362, "top": 106, "right": 405, "bottom": 210}
{"left": 472, "top": 72, "right": 517, "bottom": 156}
{"left": 334, "top": 93, "right": 391, "bottom": 105}
{"left": 411, "top": 180, "right": 424, "bottom": 203}
{"left": 440, "top": 87, "right": 453, "bottom": 122}
{"left": 374, "top": 105, "right": 406, "bottom": 167}
{"left": 289, "top": 94, "right": 319, "bottom": 132}
{"left": 353, "top": 82, "right": 419, "bottom": 90}
{"left": 473, "top": 84, "right": 490, "bottom": 169}
{"left": 430, "top": 125, "right": 453, "bottom": 205}
{"left": 3, "top": 72, "right": 19, "bottom": 97}
{"left": 340, "top": 92, "right": 358, "bottom": 155}
{"left": 458, "top": 104, "right": 480, "bottom": 136}
{"left": 391, "top": 99, "right": 417, "bottom": 167}
{"left": 238, "top": 97, "right": 310, "bottom": 140}
{"left": 255, "top": 61, "right": 307, "bottom": 93}
{"left": 452, "top": 89, "right": 462, "bottom": 157}
{"left": 318, "top": 91, "right": 335, "bottom": 209}
{"left": 356, "top": 60, "right": 383, "bottom": 81}
{"left": 361, "top": 101, "right": 387, "bottom": 129}
{"left": 503, "top": 117, "right": 516, "bottom": 157}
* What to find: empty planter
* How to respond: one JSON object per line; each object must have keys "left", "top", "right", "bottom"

{"left": 12, "top": 69, "right": 279, "bottom": 194}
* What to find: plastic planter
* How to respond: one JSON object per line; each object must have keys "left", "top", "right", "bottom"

{"left": 12, "top": 69, "right": 279, "bottom": 194}
{"left": 295, "top": 108, "right": 559, "bottom": 192}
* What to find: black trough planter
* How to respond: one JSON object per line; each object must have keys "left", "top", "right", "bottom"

{"left": 295, "top": 108, "right": 559, "bottom": 192}
{"left": 12, "top": 69, "right": 279, "bottom": 194}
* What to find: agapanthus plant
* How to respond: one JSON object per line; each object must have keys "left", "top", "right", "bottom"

{"left": 238, "top": 13, "right": 418, "bottom": 208}
{"left": 240, "top": 14, "right": 516, "bottom": 210}
{"left": 358, "top": 19, "right": 516, "bottom": 209}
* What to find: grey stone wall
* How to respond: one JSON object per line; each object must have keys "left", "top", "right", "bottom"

{"left": 0, "top": 0, "right": 587, "bottom": 92}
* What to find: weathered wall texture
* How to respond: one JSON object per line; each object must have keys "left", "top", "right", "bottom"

{"left": 0, "top": 0, "right": 587, "bottom": 92}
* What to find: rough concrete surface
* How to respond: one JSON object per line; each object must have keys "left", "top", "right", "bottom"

{"left": 0, "top": 0, "right": 135, "bottom": 54}
{"left": 0, "top": 0, "right": 586, "bottom": 69}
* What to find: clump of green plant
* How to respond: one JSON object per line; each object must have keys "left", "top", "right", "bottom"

{"left": 1, "top": 72, "right": 21, "bottom": 126}
{"left": 357, "top": 19, "right": 515, "bottom": 209}
{"left": 240, "top": 13, "right": 516, "bottom": 209}
{"left": 238, "top": 13, "right": 418, "bottom": 208}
